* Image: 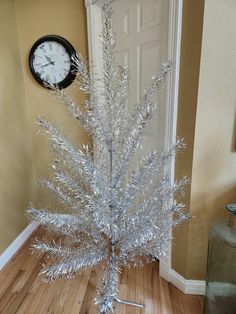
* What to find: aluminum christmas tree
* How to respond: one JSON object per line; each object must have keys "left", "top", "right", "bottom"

{"left": 27, "top": 2, "right": 189, "bottom": 313}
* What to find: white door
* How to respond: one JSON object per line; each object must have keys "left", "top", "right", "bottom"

{"left": 85, "top": 0, "right": 182, "bottom": 271}
{"left": 112, "top": 0, "right": 169, "bottom": 154}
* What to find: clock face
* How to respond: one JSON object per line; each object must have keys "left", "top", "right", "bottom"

{"left": 29, "top": 35, "right": 76, "bottom": 89}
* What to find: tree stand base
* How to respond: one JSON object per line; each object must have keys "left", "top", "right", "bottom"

{"left": 115, "top": 298, "right": 145, "bottom": 309}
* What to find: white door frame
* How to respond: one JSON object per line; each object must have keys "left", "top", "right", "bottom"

{"left": 84, "top": 0, "right": 183, "bottom": 281}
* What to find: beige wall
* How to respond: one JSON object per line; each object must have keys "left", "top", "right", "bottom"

{"left": 0, "top": 0, "right": 35, "bottom": 252}
{"left": 172, "top": 0, "right": 205, "bottom": 279}
{"left": 187, "top": 0, "right": 236, "bottom": 279}
{"left": 0, "top": 0, "right": 89, "bottom": 253}
{"left": 15, "top": 0, "right": 90, "bottom": 207}
{"left": 173, "top": 0, "right": 236, "bottom": 280}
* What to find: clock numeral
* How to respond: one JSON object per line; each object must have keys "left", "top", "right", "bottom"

{"left": 35, "top": 54, "right": 42, "bottom": 59}
{"left": 40, "top": 46, "right": 46, "bottom": 53}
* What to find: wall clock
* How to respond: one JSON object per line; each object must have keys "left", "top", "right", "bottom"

{"left": 29, "top": 35, "right": 76, "bottom": 89}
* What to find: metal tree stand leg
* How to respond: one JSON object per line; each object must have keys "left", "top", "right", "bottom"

{"left": 115, "top": 298, "right": 145, "bottom": 309}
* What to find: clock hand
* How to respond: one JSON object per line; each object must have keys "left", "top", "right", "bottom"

{"left": 45, "top": 56, "right": 55, "bottom": 65}
{"left": 45, "top": 55, "right": 52, "bottom": 62}
{"left": 40, "top": 62, "right": 51, "bottom": 67}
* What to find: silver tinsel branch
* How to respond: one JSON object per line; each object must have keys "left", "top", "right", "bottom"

{"left": 27, "top": 2, "right": 189, "bottom": 313}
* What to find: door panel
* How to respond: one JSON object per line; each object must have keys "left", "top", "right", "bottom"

{"left": 112, "top": 0, "right": 169, "bottom": 155}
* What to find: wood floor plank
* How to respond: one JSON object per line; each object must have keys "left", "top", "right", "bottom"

{"left": 126, "top": 265, "right": 137, "bottom": 314}
{"left": 79, "top": 269, "right": 98, "bottom": 314}
{"left": 0, "top": 232, "right": 204, "bottom": 314}
{"left": 143, "top": 263, "right": 154, "bottom": 314}
{"left": 159, "top": 278, "right": 173, "bottom": 314}
{"left": 0, "top": 260, "right": 42, "bottom": 313}
{"left": 17, "top": 278, "right": 50, "bottom": 314}
{"left": 62, "top": 272, "right": 90, "bottom": 314}
{"left": 153, "top": 266, "right": 162, "bottom": 314}
{"left": 135, "top": 266, "right": 144, "bottom": 312}
{"left": 118, "top": 269, "right": 129, "bottom": 314}
{"left": 0, "top": 246, "right": 31, "bottom": 297}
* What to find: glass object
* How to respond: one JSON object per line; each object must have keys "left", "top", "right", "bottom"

{"left": 204, "top": 204, "right": 236, "bottom": 314}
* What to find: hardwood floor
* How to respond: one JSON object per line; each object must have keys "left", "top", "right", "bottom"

{"left": 0, "top": 232, "right": 204, "bottom": 314}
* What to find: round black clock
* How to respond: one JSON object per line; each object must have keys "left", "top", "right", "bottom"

{"left": 29, "top": 35, "right": 76, "bottom": 89}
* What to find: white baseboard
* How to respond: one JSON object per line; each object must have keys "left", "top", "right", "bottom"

{"left": 159, "top": 259, "right": 171, "bottom": 282}
{"left": 0, "top": 222, "right": 39, "bottom": 270}
{"left": 160, "top": 260, "right": 206, "bottom": 295}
